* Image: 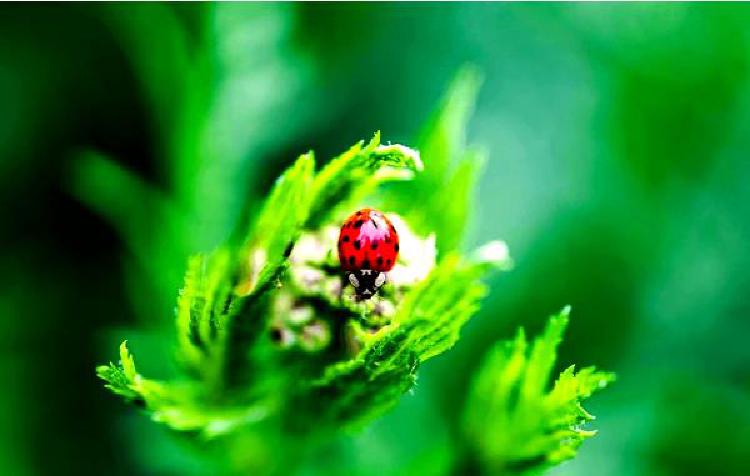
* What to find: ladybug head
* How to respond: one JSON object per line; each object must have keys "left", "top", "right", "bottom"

{"left": 348, "top": 269, "right": 386, "bottom": 300}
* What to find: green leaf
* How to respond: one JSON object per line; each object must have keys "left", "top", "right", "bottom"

{"left": 393, "top": 253, "right": 489, "bottom": 362}
{"left": 520, "top": 306, "right": 570, "bottom": 401}
{"left": 418, "top": 66, "right": 482, "bottom": 192}
{"left": 175, "top": 250, "right": 234, "bottom": 374}
{"left": 69, "top": 151, "right": 189, "bottom": 302}
{"left": 306, "top": 132, "right": 423, "bottom": 228}
{"left": 432, "top": 148, "right": 485, "bottom": 254}
{"left": 297, "top": 327, "right": 419, "bottom": 431}
{"left": 97, "top": 342, "right": 271, "bottom": 437}
{"left": 68, "top": 149, "right": 201, "bottom": 338}
{"left": 388, "top": 66, "right": 485, "bottom": 255}
{"left": 177, "top": 3, "right": 318, "bottom": 249}
{"left": 236, "top": 152, "right": 314, "bottom": 296}
{"left": 96, "top": 3, "right": 193, "bottom": 163}
{"left": 96, "top": 341, "right": 144, "bottom": 402}
{"left": 300, "top": 250, "right": 497, "bottom": 430}
{"left": 171, "top": 153, "right": 315, "bottom": 394}
{"left": 462, "top": 307, "right": 615, "bottom": 475}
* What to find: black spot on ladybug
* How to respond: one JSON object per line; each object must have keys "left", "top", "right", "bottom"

{"left": 362, "top": 259, "right": 371, "bottom": 269}
{"left": 354, "top": 220, "right": 363, "bottom": 228}
{"left": 385, "top": 237, "right": 392, "bottom": 243}
{"left": 349, "top": 256, "right": 355, "bottom": 266}
{"left": 377, "top": 256, "right": 383, "bottom": 266}
{"left": 370, "top": 242, "right": 378, "bottom": 250}
{"left": 356, "top": 210, "right": 362, "bottom": 216}
{"left": 343, "top": 235, "right": 350, "bottom": 242}
{"left": 386, "top": 259, "right": 392, "bottom": 266}
{"left": 354, "top": 240, "right": 361, "bottom": 250}
{"left": 394, "top": 243, "right": 400, "bottom": 252}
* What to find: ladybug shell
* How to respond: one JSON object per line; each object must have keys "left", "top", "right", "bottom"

{"left": 338, "top": 208, "right": 399, "bottom": 272}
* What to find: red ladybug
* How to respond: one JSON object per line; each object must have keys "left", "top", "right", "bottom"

{"left": 338, "top": 208, "right": 399, "bottom": 299}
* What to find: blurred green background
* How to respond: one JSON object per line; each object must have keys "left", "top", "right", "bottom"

{"left": 1, "top": 3, "right": 749, "bottom": 475}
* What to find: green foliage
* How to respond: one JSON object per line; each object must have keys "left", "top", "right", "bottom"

{"left": 174, "top": 251, "right": 234, "bottom": 378}
{"left": 97, "top": 341, "right": 270, "bottom": 435}
{"left": 462, "top": 307, "right": 615, "bottom": 475}
{"left": 94, "top": 68, "right": 610, "bottom": 475}
{"left": 389, "top": 66, "right": 485, "bottom": 256}
{"left": 97, "top": 341, "right": 141, "bottom": 401}
{"left": 302, "top": 253, "right": 504, "bottom": 429}
{"left": 97, "top": 133, "right": 441, "bottom": 439}
{"left": 307, "top": 132, "right": 423, "bottom": 228}
{"left": 70, "top": 150, "right": 190, "bottom": 311}
{"left": 237, "top": 152, "right": 315, "bottom": 295}
{"left": 72, "top": 3, "right": 319, "bottom": 329}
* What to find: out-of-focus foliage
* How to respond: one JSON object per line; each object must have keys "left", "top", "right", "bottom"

{"left": 72, "top": 2, "right": 322, "bottom": 326}
{"left": 3, "top": 3, "right": 750, "bottom": 476}
{"left": 463, "top": 307, "right": 614, "bottom": 474}
{"left": 388, "top": 66, "right": 485, "bottom": 256}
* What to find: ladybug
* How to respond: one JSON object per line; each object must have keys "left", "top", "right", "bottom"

{"left": 337, "top": 208, "right": 399, "bottom": 300}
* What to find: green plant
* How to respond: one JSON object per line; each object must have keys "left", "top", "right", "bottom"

{"left": 95, "top": 69, "right": 613, "bottom": 475}
{"left": 462, "top": 307, "right": 616, "bottom": 475}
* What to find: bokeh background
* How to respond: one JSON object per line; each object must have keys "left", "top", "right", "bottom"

{"left": 2, "top": 3, "right": 749, "bottom": 475}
